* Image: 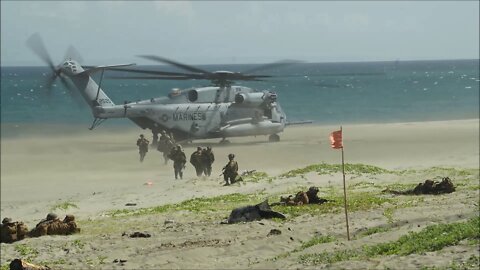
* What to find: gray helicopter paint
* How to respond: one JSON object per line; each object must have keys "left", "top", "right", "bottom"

{"left": 61, "top": 60, "right": 115, "bottom": 109}
{"left": 58, "top": 59, "right": 286, "bottom": 140}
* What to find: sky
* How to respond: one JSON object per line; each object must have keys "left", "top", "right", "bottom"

{"left": 1, "top": 1, "right": 479, "bottom": 66}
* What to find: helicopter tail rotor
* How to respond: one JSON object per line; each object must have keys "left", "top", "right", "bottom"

{"left": 26, "top": 33, "right": 80, "bottom": 102}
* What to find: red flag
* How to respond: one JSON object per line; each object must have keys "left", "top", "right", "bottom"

{"left": 330, "top": 129, "right": 343, "bottom": 149}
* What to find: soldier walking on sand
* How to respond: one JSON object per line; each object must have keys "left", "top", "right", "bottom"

{"left": 222, "top": 153, "right": 239, "bottom": 185}
{"left": 168, "top": 145, "right": 187, "bottom": 179}
{"left": 157, "top": 130, "right": 175, "bottom": 165}
{"left": 202, "top": 147, "right": 215, "bottom": 177}
{"left": 136, "top": 134, "right": 149, "bottom": 162}
{"left": 190, "top": 147, "right": 204, "bottom": 177}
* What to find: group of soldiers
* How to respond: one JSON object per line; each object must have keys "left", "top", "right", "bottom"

{"left": 136, "top": 131, "right": 239, "bottom": 185}
{"left": 0, "top": 213, "right": 79, "bottom": 244}
{"left": 189, "top": 146, "right": 215, "bottom": 177}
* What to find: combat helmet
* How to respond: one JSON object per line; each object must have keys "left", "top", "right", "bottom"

{"left": 46, "top": 213, "right": 58, "bottom": 220}
{"left": 228, "top": 153, "right": 235, "bottom": 159}
{"left": 308, "top": 186, "right": 319, "bottom": 194}
{"left": 2, "top": 217, "right": 12, "bottom": 224}
{"left": 64, "top": 215, "right": 75, "bottom": 222}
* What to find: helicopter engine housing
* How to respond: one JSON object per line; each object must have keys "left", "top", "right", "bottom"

{"left": 187, "top": 89, "right": 198, "bottom": 102}
{"left": 234, "top": 92, "right": 266, "bottom": 106}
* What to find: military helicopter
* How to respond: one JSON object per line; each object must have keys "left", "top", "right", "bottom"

{"left": 27, "top": 34, "right": 305, "bottom": 143}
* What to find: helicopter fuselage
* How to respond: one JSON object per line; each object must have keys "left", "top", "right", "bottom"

{"left": 94, "top": 86, "right": 286, "bottom": 141}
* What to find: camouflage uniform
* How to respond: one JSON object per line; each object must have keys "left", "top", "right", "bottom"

{"left": 29, "top": 213, "right": 80, "bottom": 237}
{"left": 9, "top": 259, "right": 50, "bottom": 270}
{"left": 0, "top": 218, "right": 29, "bottom": 243}
{"left": 306, "top": 186, "right": 328, "bottom": 204}
{"left": 190, "top": 147, "right": 204, "bottom": 177}
{"left": 201, "top": 147, "right": 215, "bottom": 177}
{"left": 413, "top": 177, "right": 455, "bottom": 195}
{"left": 158, "top": 132, "right": 175, "bottom": 165}
{"left": 223, "top": 154, "right": 239, "bottom": 185}
{"left": 136, "top": 134, "right": 149, "bottom": 162}
{"left": 169, "top": 145, "right": 187, "bottom": 179}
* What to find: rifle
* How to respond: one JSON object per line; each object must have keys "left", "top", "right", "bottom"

{"left": 241, "top": 169, "right": 256, "bottom": 177}
{"left": 219, "top": 167, "right": 226, "bottom": 177}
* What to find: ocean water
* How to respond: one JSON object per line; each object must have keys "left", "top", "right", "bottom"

{"left": 1, "top": 59, "right": 478, "bottom": 128}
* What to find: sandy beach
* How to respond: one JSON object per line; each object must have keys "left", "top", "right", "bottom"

{"left": 1, "top": 119, "right": 479, "bottom": 269}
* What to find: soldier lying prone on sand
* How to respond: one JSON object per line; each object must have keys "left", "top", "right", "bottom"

{"left": 29, "top": 213, "right": 80, "bottom": 237}
{"left": 277, "top": 186, "right": 329, "bottom": 206}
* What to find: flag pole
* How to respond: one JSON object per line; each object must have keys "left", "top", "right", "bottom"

{"left": 341, "top": 126, "right": 350, "bottom": 241}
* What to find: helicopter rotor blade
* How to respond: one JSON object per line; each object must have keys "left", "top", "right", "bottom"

{"left": 26, "top": 33, "right": 84, "bottom": 106}
{"left": 64, "top": 45, "right": 84, "bottom": 63}
{"left": 108, "top": 75, "right": 196, "bottom": 80}
{"left": 26, "top": 33, "right": 56, "bottom": 71}
{"left": 58, "top": 73, "right": 84, "bottom": 106}
{"left": 242, "top": 60, "right": 303, "bottom": 74}
{"left": 138, "top": 55, "right": 212, "bottom": 74}
{"left": 108, "top": 67, "right": 196, "bottom": 77}
{"left": 45, "top": 72, "right": 59, "bottom": 96}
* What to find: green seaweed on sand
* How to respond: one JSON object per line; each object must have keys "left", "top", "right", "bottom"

{"left": 299, "top": 217, "right": 480, "bottom": 265}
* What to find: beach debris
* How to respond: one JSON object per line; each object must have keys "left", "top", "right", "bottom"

{"left": 0, "top": 218, "right": 29, "bottom": 244}
{"left": 144, "top": 180, "right": 154, "bottom": 186}
{"left": 113, "top": 259, "right": 127, "bottom": 266}
{"left": 29, "top": 214, "right": 80, "bottom": 238}
{"left": 126, "top": 231, "right": 151, "bottom": 238}
{"left": 267, "top": 229, "right": 282, "bottom": 236}
{"left": 9, "top": 259, "right": 50, "bottom": 270}
{"left": 274, "top": 186, "right": 329, "bottom": 206}
{"left": 164, "top": 219, "right": 175, "bottom": 225}
{"left": 384, "top": 177, "right": 455, "bottom": 195}
{"left": 125, "top": 203, "right": 137, "bottom": 206}
{"left": 227, "top": 200, "right": 286, "bottom": 224}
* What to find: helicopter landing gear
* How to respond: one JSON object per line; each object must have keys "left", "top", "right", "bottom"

{"left": 268, "top": 134, "right": 280, "bottom": 142}
{"left": 219, "top": 138, "right": 230, "bottom": 144}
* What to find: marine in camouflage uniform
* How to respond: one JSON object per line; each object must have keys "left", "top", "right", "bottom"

{"left": 168, "top": 145, "right": 187, "bottom": 179}
{"left": 280, "top": 186, "right": 328, "bottom": 206}
{"left": 222, "top": 154, "right": 239, "bottom": 185}
{"left": 29, "top": 213, "right": 80, "bottom": 237}
{"left": 158, "top": 132, "right": 175, "bottom": 165}
{"left": 190, "top": 147, "right": 204, "bottom": 177}
{"left": 0, "top": 217, "right": 29, "bottom": 243}
{"left": 201, "top": 147, "right": 215, "bottom": 177}
{"left": 306, "top": 186, "right": 329, "bottom": 204}
{"left": 136, "top": 134, "right": 149, "bottom": 162}
{"left": 413, "top": 177, "right": 455, "bottom": 195}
